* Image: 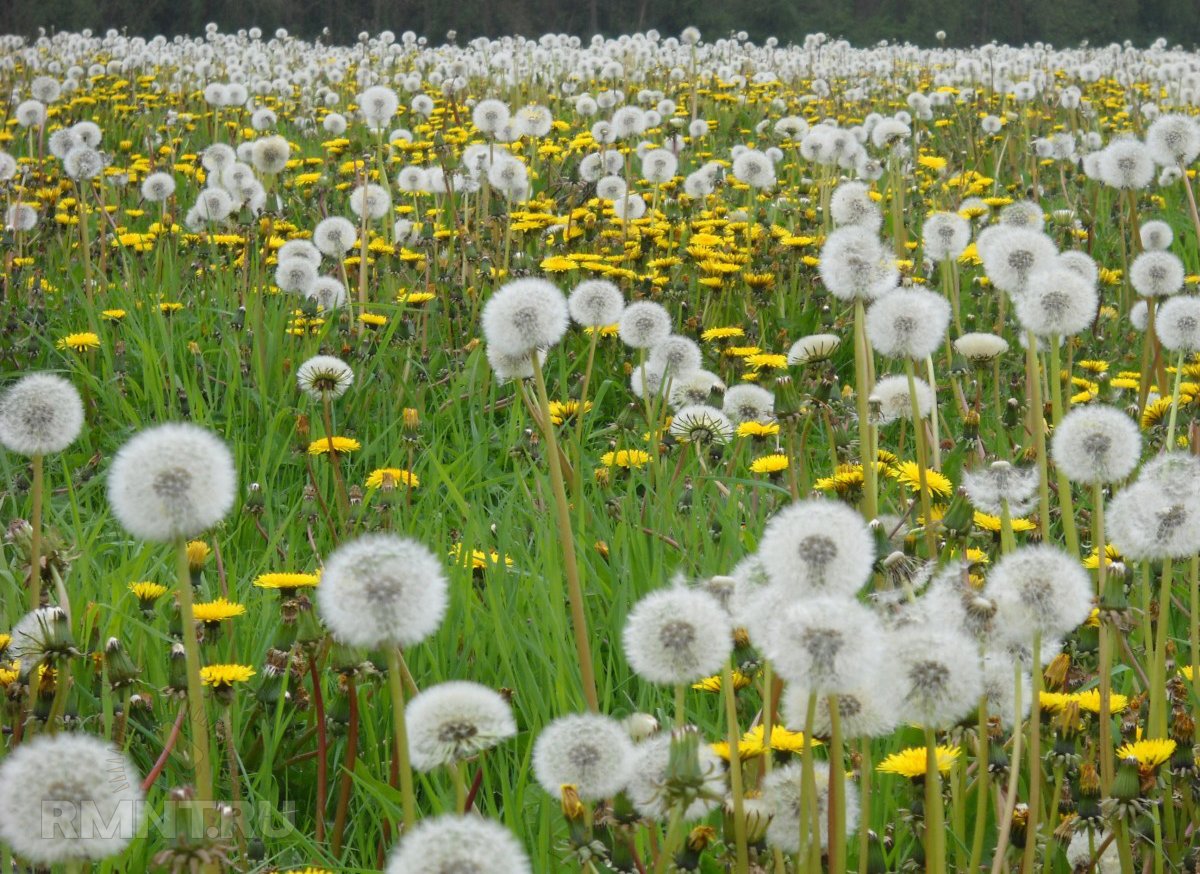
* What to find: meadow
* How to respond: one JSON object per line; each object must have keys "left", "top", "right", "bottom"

{"left": 1, "top": 25, "right": 1199, "bottom": 874}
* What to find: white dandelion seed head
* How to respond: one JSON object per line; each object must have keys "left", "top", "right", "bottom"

{"left": 819, "top": 226, "right": 899, "bottom": 301}
{"left": 274, "top": 256, "right": 318, "bottom": 295}
{"left": 0, "top": 733, "right": 144, "bottom": 865}
{"left": 668, "top": 405, "right": 735, "bottom": 446}
{"left": 787, "top": 333, "right": 842, "bottom": 365}
{"left": 107, "top": 423, "right": 236, "bottom": 542}
{"left": 323, "top": 112, "right": 348, "bottom": 135}
{"left": 567, "top": 279, "right": 624, "bottom": 328}
{"left": 48, "top": 128, "right": 80, "bottom": 160}
{"left": 1130, "top": 300, "right": 1149, "bottom": 331}
{"left": 623, "top": 586, "right": 731, "bottom": 685}
{"left": 30, "top": 76, "right": 62, "bottom": 103}
{"left": 998, "top": 200, "right": 1045, "bottom": 230}
{"left": 977, "top": 226, "right": 1058, "bottom": 295}
{"left": 313, "top": 216, "right": 358, "bottom": 256}
{"left": 7, "top": 606, "right": 71, "bottom": 664}
{"left": 6, "top": 203, "right": 38, "bottom": 232}
{"left": 1129, "top": 250, "right": 1185, "bottom": 298}
{"left": 200, "top": 143, "right": 236, "bottom": 173}
{"left": 307, "top": 276, "right": 348, "bottom": 312}
{"left": 384, "top": 814, "right": 531, "bottom": 874}
{"left": 1050, "top": 405, "right": 1141, "bottom": 484}
{"left": 190, "top": 187, "right": 234, "bottom": 224}
{"left": 0, "top": 151, "right": 18, "bottom": 181}
{"left": 1066, "top": 829, "right": 1121, "bottom": 874}
{"left": 756, "top": 498, "right": 875, "bottom": 597}
{"left": 316, "top": 533, "right": 448, "bottom": 648}
{"left": 611, "top": 193, "right": 645, "bottom": 220}
{"left": 1098, "top": 138, "right": 1155, "bottom": 190}
{"left": 683, "top": 171, "right": 714, "bottom": 198}
{"left": 405, "top": 681, "right": 517, "bottom": 772}
{"left": 251, "top": 134, "right": 290, "bottom": 174}
{"left": 1138, "top": 452, "right": 1200, "bottom": 502}
{"left": 396, "top": 164, "right": 429, "bottom": 193}
{"left": 1107, "top": 481, "right": 1200, "bottom": 562}
{"left": 731, "top": 148, "right": 776, "bottom": 189}
{"left": 953, "top": 332, "right": 1009, "bottom": 364}
{"left": 349, "top": 183, "right": 391, "bottom": 221}
{"left": 763, "top": 760, "right": 857, "bottom": 853}
{"left": 486, "top": 345, "right": 546, "bottom": 383}
{"left": 63, "top": 146, "right": 104, "bottom": 180}
{"left": 595, "top": 174, "right": 627, "bottom": 202}
{"left": 648, "top": 335, "right": 702, "bottom": 380}
{"left": 358, "top": 85, "right": 400, "bottom": 130}
{"left": 15, "top": 99, "right": 47, "bottom": 128}
{"left": 394, "top": 219, "right": 421, "bottom": 245}
{"left": 871, "top": 373, "right": 933, "bottom": 424}
{"left": 1146, "top": 113, "right": 1200, "bottom": 167}
{"left": 472, "top": 98, "right": 511, "bottom": 135}
{"left": 481, "top": 278, "right": 569, "bottom": 357}
{"left": 1156, "top": 295, "right": 1200, "bottom": 352}
{"left": 641, "top": 148, "right": 678, "bottom": 184}
{"left": 761, "top": 596, "right": 884, "bottom": 695}
{"left": 0, "top": 373, "right": 84, "bottom": 457}
{"left": 624, "top": 728, "right": 725, "bottom": 822}
{"left": 140, "top": 171, "right": 176, "bottom": 203}
{"left": 893, "top": 625, "right": 984, "bottom": 728}
{"left": 1057, "top": 250, "right": 1100, "bottom": 286}
{"left": 486, "top": 156, "right": 529, "bottom": 196}
{"left": 829, "top": 181, "right": 883, "bottom": 231}
{"left": 533, "top": 713, "right": 634, "bottom": 801}
{"left": 866, "top": 288, "right": 951, "bottom": 360}
{"left": 296, "top": 355, "right": 354, "bottom": 401}
{"left": 979, "top": 651, "right": 1031, "bottom": 730}
{"left": 922, "top": 211, "right": 972, "bottom": 262}
{"left": 668, "top": 369, "right": 726, "bottom": 408}
{"left": 618, "top": 301, "right": 672, "bottom": 349}
{"left": 986, "top": 544, "right": 1094, "bottom": 640}
{"left": 250, "top": 107, "right": 277, "bottom": 131}
{"left": 1140, "top": 220, "right": 1174, "bottom": 251}
{"left": 779, "top": 668, "right": 901, "bottom": 739}
{"left": 1014, "top": 266, "right": 1099, "bottom": 337}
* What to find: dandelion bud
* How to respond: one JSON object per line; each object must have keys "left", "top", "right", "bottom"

{"left": 1109, "top": 757, "right": 1142, "bottom": 803}
{"left": 165, "top": 642, "right": 188, "bottom": 698}
{"left": 560, "top": 785, "right": 585, "bottom": 822}
{"left": 1003, "top": 397, "right": 1021, "bottom": 428}
{"left": 105, "top": 638, "right": 140, "bottom": 689}
{"left": 402, "top": 407, "right": 421, "bottom": 430}
{"left": 675, "top": 824, "right": 715, "bottom": 869}
{"left": 623, "top": 711, "right": 660, "bottom": 741}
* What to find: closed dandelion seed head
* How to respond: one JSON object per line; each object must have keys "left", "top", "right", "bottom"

{"left": 986, "top": 545, "right": 1093, "bottom": 640}
{"left": 1139, "top": 220, "right": 1174, "bottom": 252}
{"left": 567, "top": 279, "right": 624, "bottom": 327}
{"left": 819, "top": 226, "right": 899, "bottom": 301}
{"left": 1050, "top": 405, "right": 1141, "bottom": 484}
{"left": 481, "top": 278, "right": 569, "bottom": 358}
{"left": 722, "top": 383, "right": 775, "bottom": 424}
{"left": 625, "top": 729, "right": 724, "bottom": 821}
{"left": 8, "top": 606, "right": 75, "bottom": 663}
{"left": 787, "top": 333, "right": 841, "bottom": 365}
{"left": 977, "top": 226, "right": 1058, "bottom": 295}
{"left": 1146, "top": 113, "right": 1200, "bottom": 167}
{"left": 405, "top": 681, "right": 517, "bottom": 772}
{"left": 1155, "top": 295, "right": 1200, "bottom": 351}
{"left": 316, "top": 533, "right": 448, "bottom": 649}
{"left": 762, "top": 596, "right": 883, "bottom": 694}
{"left": 313, "top": 216, "right": 357, "bottom": 256}
{"left": 1014, "top": 267, "right": 1098, "bottom": 337}
{"left": 894, "top": 625, "right": 984, "bottom": 728}
{"left": 866, "top": 288, "right": 951, "bottom": 360}
{"left": 296, "top": 355, "right": 354, "bottom": 401}
{"left": 1099, "top": 139, "right": 1155, "bottom": 190}
{"left": 384, "top": 813, "right": 531, "bottom": 874}
{"left": 349, "top": 183, "right": 391, "bottom": 221}
{"left": 830, "top": 181, "right": 883, "bottom": 231}
{"left": 251, "top": 135, "right": 290, "bottom": 174}
{"left": 954, "top": 332, "right": 1009, "bottom": 364}
{"left": 0, "top": 733, "right": 144, "bottom": 864}
{"left": 107, "top": 424, "right": 236, "bottom": 542}
{"left": 756, "top": 498, "right": 875, "bottom": 597}
{"left": 0, "top": 373, "right": 84, "bottom": 457}
{"left": 618, "top": 301, "right": 672, "bottom": 349}
{"left": 1130, "top": 250, "right": 1185, "bottom": 298}
{"left": 923, "top": 211, "right": 972, "bottom": 262}
{"left": 622, "top": 587, "right": 731, "bottom": 684}
{"left": 763, "top": 761, "right": 857, "bottom": 853}
{"left": 668, "top": 369, "right": 726, "bottom": 408}
{"left": 533, "top": 713, "right": 634, "bottom": 801}
{"left": 871, "top": 373, "right": 933, "bottom": 424}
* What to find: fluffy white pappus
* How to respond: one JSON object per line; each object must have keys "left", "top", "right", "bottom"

{"left": 865, "top": 288, "right": 951, "bottom": 360}
{"left": 977, "top": 225, "right": 1058, "bottom": 294}
{"left": 532, "top": 713, "right": 634, "bottom": 801}
{"left": 472, "top": 99, "right": 511, "bottom": 135}
{"left": 756, "top": 498, "right": 875, "bottom": 597}
{"left": 1050, "top": 405, "right": 1141, "bottom": 485}
{"left": 763, "top": 760, "right": 858, "bottom": 853}
{"left": 668, "top": 369, "right": 726, "bottom": 409}
{"left": 1065, "top": 829, "right": 1121, "bottom": 874}
{"left": 308, "top": 277, "right": 347, "bottom": 312}
{"left": 625, "top": 728, "right": 725, "bottom": 821}
{"left": 1139, "top": 219, "right": 1174, "bottom": 251}
{"left": 761, "top": 596, "right": 884, "bottom": 695}
{"left": 480, "top": 277, "right": 569, "bottom": 357}
{"left": 316, "top": 533, "right": 448, "bottom": 648}
{"left": 6, "top": 203, "right": 38, "bottom": 232}
{"left": 348, "top": 183, "right": 391, "bottom": 220}
{"left": 731, "top": 148, "right": 776, "bottom": 189}
{"left": 567, "top": 279, "right": 624, "bottom": 327}
{"left": 107, "top": 423, "right": 236, "bottom": 542}
{"left": 1057, "top": 250, "right": 1100, "bottom": 286}
{"left": 779, "top": 670, "right": 901, "bottom": 739}
{"left": 1138, "top": 452, "right": 1200, "bottom": 501}
{"left": 648, "top": 335, "right": 702, "bottom": 380}
{"left": 641, "top": 148, "right": 678, "bottom": 184}
{"left": 1107, "top": 481, "right": 1200, "bottom": 562}
{"left": 892, "top": 624, "right": 984, "bottom": 728}
{"left": 1013, "top": 266, "right": 1099, "bottom": 337}
{"left": 962, "top": 461, "right": 1039, "bottom": 516}
{"left": 922, "top": 211, "right": 971, "bottom": 262}
{"left": 618, "top": 300, "right": 672, "bottom": 349}
{"left": 787, "top": 333, "right": 841, "bottom": 365}
{"left": 998, "top": 200, "right": 1045, "bottom": 230}
{"left": 486, "top": 345, "right": 545, "bottom": 383}
{"left": 669, "top": 404, "right": 734, "bottom": 445}
{"left": 985, "top": 544, "right": 1093, "bottom": 640}
{"left": 487, "top": 156, "right": 528, "bottom": 195}
{"left": 1156, "top": 295, "right": 1200, "bottom": 352}
{"left": 200, "top": 143, "right": 235, "bottom": 173}
{"left": 7, "top": 606, "right": 71, "bottom": 664}
{"left": 0, "top": 372, "right": 84, "bottom": 457}
{"left": 395, "top": 164, "right": 429, "bottom": 193}
{"left": 1098, "top": 139, "right": 1155, "bottom": 190}
{"left": 953, "top": 332, "right": 1009, "bottom": 364}
{"left": 0, "top": 732, "right": 144, "bottom": 864}
{"left": 979, "top": 651, "right": 1031, "bottom": 730}
{"left": 1129, "top": 250, "right": 1185, "bottom": 298}
{"left": 722, "top": 383, "right": 775, "bottom": 424}
{"left": 819, "top": 226, "right": 898, "bottom": 301}
{"left": 622, "top": 586, "right": 731, "bottom": 685}
{"left": 358, "top": 85, "right": 399, "bottom": 129}
{"left": 251, "top": 134, "right": 290, "bottom": 174}
{"left": 1146, "top": 113, "right": 1200, "bottom": 167}
{"left": 384, "top": 813, "right": 531, "bottom": 874}
{"left": 312, "top": 216, "right": 358, "bottom": 256}
{"left": 829, "top": 181, "right": 882, "bottom": 231}
{"left": 870, "top": 373, "right": 933, "bottom": 424}
{"left": 296, "top": 355, "right": 354, "bottom": 401}
{"left": 405, "top": 680, "right": 517, "bottom": 772}
{"left": 275, "top": 256, "right": 318, "bottom": 295}
{"left": 1130, "top": 300, "right": 1149, "bottom": 331}
{"left": 277, "top": 238, "right": 321, "bottom": 265}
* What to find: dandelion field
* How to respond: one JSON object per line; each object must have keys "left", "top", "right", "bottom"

{"left": 3, "top": 24, "right": 1200, "bottom": 874}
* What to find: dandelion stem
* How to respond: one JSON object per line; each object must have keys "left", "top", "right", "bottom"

{"left": 29, "top": 452, "right": 43, "bottom": 610}
{"left": 1095, "top": 482, "right": 1115, "bottom": 794}
{"left": 1150, "top": 557, "right": 1175, "bottom": 738}
{"left": 1026, "top": 331, "right": 1052, "bottom": 541}
{"left": 968, "top": 695, "right": 991, "bottom": 874}
{"left": 453, "top": 759, "right": 468, "bottom": 813}
{"left": 798, "top": 691, "right": 818, "bottom": 874}
{"left": 853, "top": 300, "right": 878, "bottom": 522}
{"left": 1047, "top": 335, "right": 1079, "bottom": 557}
{"left": 827, "top": 694, "right": 846, "bottom": 874}
{"left": 1021, "top": 632, "right": 1043, "bottom": 874}
{"left": 530, "top": 348, "right": 600, "bottom": 712}
{"left": 722, "top": 663, "right": 750, "bottom": 874}
{"left": 1166, "top": 349, "right": 1186, "bottom": 448}
{"left": 904, "top": 358, "right": 936, "bottom": 557}
{"left": 990, "top": 662, "right": 1024, "bottom": 874}
{"left": 386, "top": 646, "right": 419, "bottom": 829}
{"left": 857, "top": 736, "right": 872, "bottom": 874}
{"left": 330, "top": 675, "right": 359, "bottom": 856}
{"left": 923, "top": 726, "right": 946, "bottom": 874}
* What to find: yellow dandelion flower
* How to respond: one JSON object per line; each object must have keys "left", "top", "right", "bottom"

{"left": 56, "top": 331, "right": 100, "bottom": 352}
{"left": 186, "top": 540, "right": 211, "bottom": 570}
{"left": 878, "top": 745, "right": 961, "bottom": 778}
{"left": 701, "top": 326, "right": 745, "bottom": 341}
{"left": 1116, "top": 738, "right": 1176, "bottom": 769}
{"left": 0, "top": 634, "right": 10, "bottom": 655}
{"left": 449, "top": 543, "right": 514, "bottom": 570}
{"left": 0, "top": 662, "right": 19, "bottom": 686}
{"left": 749, "top": 454, "right": 789, "bottom": 474}
{"left": 128, "top": 581, "right": 169, "bottom": 604}
{"left": 254, "top": 572, "right": 320, "bottom": 590}
{"left": 740, "top": 724, "right": 820, "bottom": 755}
{"left": 1072, "top": 688, "right": 1128, "bottom": 714}
{"left": 1083, "top": 544, "right": 1122, "bottom": 569}
{"left": 102, "top": 309, "right": 127, "bottom": 321}
{"left": 1141, "top": 397, "right": 1174, "bottom": 429}
{"left": 159, "top": 301, "right": 183, "bottom": 314}
{"left": 549, "top": 400, "right": 593, "bottom": 425}
{"left": 365, "top": 468, "right": 419, "bottom": 489}
{"left": 692, "top": 670, "right": 753, "bottom": 692}
{"left": 744, "top": 353, "right": 789, "bottom": 370}
{"left": 974, "top": 511, "right": 1037, "bottom": 532}
{"left": 200, "top": 663, "right": 257, "bottom": 688}
{"left": 891, "top": 461, "right": 953, "bottom": 497}
{"left": 600, "top": 449, "right": 652, "bottom": 468}
{"left": 191, "top": 598, "right": 246, "bottom": 623}
{"left": 307, "top": 436, "right": 361, "bottom": 456}
{"left": 737, "top": 421, "right": 780, "bottom": 438}
{"left": 358, "top": 312, "right": 388, "bottom": 327}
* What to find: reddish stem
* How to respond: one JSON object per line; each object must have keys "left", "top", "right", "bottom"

{"left": 142, "top": 704, "right": 188, "bottom": 792}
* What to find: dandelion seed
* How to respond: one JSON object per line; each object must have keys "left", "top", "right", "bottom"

{"left": 406, "top": 681, "right": 517, "bottom": 771}
{"left": 533, "top": 713, "right": 633, "bottom": 801}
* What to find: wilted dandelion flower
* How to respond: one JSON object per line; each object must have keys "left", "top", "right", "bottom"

{"left": 0, "top": 733, "right": 144, "bottom": 864}
{"left": 1129, "top": 250, "right": 1185, "bottom": 298}
{"left": 893, "top": 625, "right": 983, "bottom": 727}
{"left": 296, "top": 355, "right": 354, "bottom": 400}
{"left": 625, "top": 729, "right": 725, "bottom": 821}
{"left": 0, "top": 373, "right": 84, "bottom": 457}
{"left": 866, "top": 288, "right": 951, "bottom": 359}
{"left": 962, "top": 461, "right": 1039, "bottom": 515}
{"left": 405, "top": 681, "right": 517, "bottom": 771}
{"left": 481, "top": 278, "right": 569, "bottom": 358}
{"left": 567, "top": 279, "right": 623, "bottom": 327}
{"left": 1050, "top": 405, "right": 1141, "bottom": 484}
{"left": 987, "top": 545, "right": 1093, "bottom": 639}
{"left": 384, "top": 814, "right": 531, "bottom": 874}
{"left": 348, "top": 183, "right": 391, "bottom": 220}
{"left": 922, "top": 211, "right": 972, "bottom": 261}
{"left": 622, "top": 586, "right": 731, "bottom": 684}
{"left": 619, "top": 301, "right": 672, "bottom": 349}
{"left": 1014, "top": 266, "right": 1098, "bottom": 337}
{"left": 313, "top": 216, "right": 357, "bottom": 256}
{"left": 1156, "top": 296, "right": 1200, "bottom": 351}
{"left": 533, "top": 713, "right": 634, "bottom": 801}
{"left": 762, "top": 760, "right": 857, "bottom": 853}
{"left": 756, "top": 498, "right": 875, "bottom": 597}
{"left": 871, "top": 373, "right": 933, "bottom": 423}
{"left": 316, "top": 533, "right": 448, "bottom": 648}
